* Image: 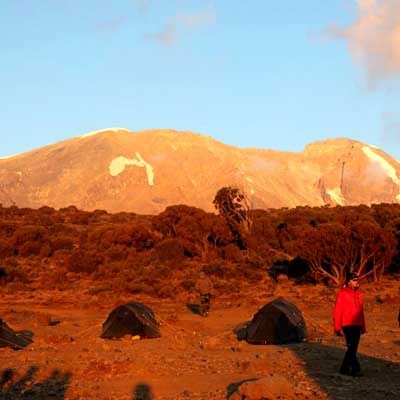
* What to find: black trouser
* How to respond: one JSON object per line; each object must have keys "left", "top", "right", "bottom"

{"left": 340, "top": 325, "right": 361, "bottom": 375}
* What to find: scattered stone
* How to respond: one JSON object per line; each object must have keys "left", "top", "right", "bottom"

{"left": 228, "top": 375, "right": 295, "bottom": 400}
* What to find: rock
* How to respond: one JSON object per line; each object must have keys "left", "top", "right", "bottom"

{"left": 277, "top": 274, "right": 289, "bottom": 284}
{"left": 228, "top": 376, "right": 295, "bottom": 400}
{"left": 200, "top": 336, "right": 221, "bottom": 350}
{"left": 375, "top": 295, "right": 384, "bottom": 303}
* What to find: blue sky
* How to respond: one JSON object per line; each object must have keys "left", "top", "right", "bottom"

{"left": 1, "top": 0, "right": 399, "bottom": 159}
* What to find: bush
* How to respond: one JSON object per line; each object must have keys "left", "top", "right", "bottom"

{"left": 0, "top": 239, "right": 15, "bottom": 258}
{"left": 51, "top": 237, "right": 75, "bottom": 251}
{"left": 67, "top": 250, "right": 103, "bottom": 274}
{"left": 19, "top": 241, "right": 43, "bottom": 257}
{"left": 154, "top": 238, "right": 185, "bottom": 262}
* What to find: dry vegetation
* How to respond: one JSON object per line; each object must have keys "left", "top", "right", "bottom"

{"left": 1, "top": 202, "right": 400, "bottom": 399}
{"left": 0, "top": 202, "right": 400, "bottom": 298}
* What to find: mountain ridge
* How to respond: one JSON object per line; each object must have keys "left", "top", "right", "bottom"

{"left": 0, "top": 128, "right": 399, "bottom": 214}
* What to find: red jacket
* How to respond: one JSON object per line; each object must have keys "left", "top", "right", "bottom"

{"left": 333, "top": 286, "right": 366, "bottom": 333}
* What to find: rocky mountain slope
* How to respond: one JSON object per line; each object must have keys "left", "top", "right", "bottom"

{"left": 0, "top": 128, "right": 399, "bottom": 213}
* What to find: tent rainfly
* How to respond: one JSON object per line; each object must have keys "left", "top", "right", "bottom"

{"left": 101, "top": 302, "right": 161, "bottom": 339}
{"left": 0, "top": 318, "right": 33, "bottom": 349}
{"left": 246, "top": 297, "right": 307, "bottom": 344}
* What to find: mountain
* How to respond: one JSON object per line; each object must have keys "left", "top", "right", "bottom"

{"left": 0, "top": 128, "right": 399, "bottom": 214}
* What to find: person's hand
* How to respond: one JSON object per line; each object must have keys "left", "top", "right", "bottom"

{"left": 335, "top": 330, "right": 343, "bottom": 337}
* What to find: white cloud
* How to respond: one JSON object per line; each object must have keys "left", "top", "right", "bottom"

{"left": 134, "top": 0, "right": 150, "bottom": 14}
{"left": 146, "top": 8, "right": 216, "bottom": 47}
{"left": 329, "top": 0, "right": 400, "bottom": 86}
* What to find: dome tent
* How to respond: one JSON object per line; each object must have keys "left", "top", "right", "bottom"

{"left": 101, "top": 302, "right": 160, "bottom": 339}
{"left": 246, "top": 297, "right": 306, "bottom": 344}
{"left": 0, "top": 318, "right": 33, "bottom": 349}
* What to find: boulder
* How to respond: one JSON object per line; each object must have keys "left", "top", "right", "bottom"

{"left": 229, "top": 376, "right": 295, "bottom": 400}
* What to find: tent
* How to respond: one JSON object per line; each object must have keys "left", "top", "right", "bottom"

{"left": 101, "top": 302, "right": 161, "bottom": 339}
{"left": 246, "top": 297, "right": 306, "bottom": 344}
{"left": 0, "top": 318, "right": 33, "bottom": 349}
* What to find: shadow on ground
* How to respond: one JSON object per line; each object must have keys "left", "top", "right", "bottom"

{"left": 0, "top": 366, "right": 72, "bottom": 399}
{"left": 226, "top": 378, "right": 258, "bottom": 398}
{"left": 186, "top": 303, "right": 203, "bottom": 316}
{"left": 132, "top": 382, "right": 153, "bottom": 400}
{"left": 233, "top": 321, "right": 249, "bottom": 341}
{"left": 285, "top": 341, "right": 400, "bottom": 400}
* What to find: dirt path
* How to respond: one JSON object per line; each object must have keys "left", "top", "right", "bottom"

{"left": 1, "top": 280, "right": 400, "bottom": 399}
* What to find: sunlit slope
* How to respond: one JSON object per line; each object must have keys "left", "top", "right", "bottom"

{"left": 1, "top": 129, "right": 399, "bottom": 213}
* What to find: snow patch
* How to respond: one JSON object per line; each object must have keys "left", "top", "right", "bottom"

{"left": 109, "top": 152, "right": 154, "bottom": 186}
{"left": 362, "top": 146, "right": 400, "bottom": 185}
{"left": 326, "top": 187, "right": 346, "bottom": 206}
{"left": 250, "top": 188, "right": 255, "bottom": 195}
{"left": 80, "top": 127, "right": 129, "bottom": 138}
{"left": 397, "top": 194, "right": 400, "bottom": 202}
{"left": 246, "top": 176, "right": 254, "bottom": 184}
{"left": 0, "top": 153, "right": 20, "bottom": 160}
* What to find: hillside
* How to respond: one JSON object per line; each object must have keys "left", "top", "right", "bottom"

{"left": 1, "top": 129, "right": 399, "bottom": 213}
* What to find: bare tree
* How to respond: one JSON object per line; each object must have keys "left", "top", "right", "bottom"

{"left": 213, "top": 187, "right": 252, "bottom": 249}
{"left": 294, "top": 221, "right": 397, "bottom": 285}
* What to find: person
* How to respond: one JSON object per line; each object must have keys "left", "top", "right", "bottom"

{"left": 333, "top": 272, "right": 366, "bottom": 377}
{"left": 195, "top": 271, "right": 214, "bottom": 317}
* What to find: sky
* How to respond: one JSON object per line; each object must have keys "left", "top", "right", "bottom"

{"left": 1, "top": 0, "right": 400, "bottom": 159}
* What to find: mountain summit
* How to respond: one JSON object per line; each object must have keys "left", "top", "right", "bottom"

{"left": 1, "top": 129, "right": 399, "bottom": 214}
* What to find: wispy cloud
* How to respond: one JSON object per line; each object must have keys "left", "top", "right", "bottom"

{"left": 146, "top": 23, "right": 177, "bottom": 47}
{"left": 382, "top": 112, "right": 400, "bottom": 147}
{"left": 95, "top": 16, "right": 126, "bottom": 34}
{"left": 134, "top": 0, "right": 150, "bottom": 14}
{"left": 146, "top": 8, "right": 216, "bottom": 47}
{"left": 175, "top": 10, "right": 215, "bottom": 29}
{"left": 328, "top": 0, "right": 400, "bottom": 87}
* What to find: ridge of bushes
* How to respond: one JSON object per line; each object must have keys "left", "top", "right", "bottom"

{"left": 0, "top": 202, "right": 399, "bottom": 297}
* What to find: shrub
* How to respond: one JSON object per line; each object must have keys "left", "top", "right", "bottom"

{"left": 154, "top": 238, "right": 185, "bottom": 263}
{"left": 19, "top": 241, "right": 43, "bottom": 257}
{"left": 0, "top": 239, "right": 15, "bottom": 258}
{"left": 51, "top": 237, "right": 75, "bottom": 251}
{"left": 67, "top": 250, "right": 103, "bottom": 274}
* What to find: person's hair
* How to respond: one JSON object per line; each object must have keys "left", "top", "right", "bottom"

{"left": 346, "top": 272, "right": 359, "bottom": 285}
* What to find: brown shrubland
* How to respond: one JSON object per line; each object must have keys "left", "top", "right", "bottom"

{"left": 0, "top": 202, "right": 399, "bottom": 297}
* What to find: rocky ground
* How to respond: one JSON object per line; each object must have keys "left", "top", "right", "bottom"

{"left": 1, "top": 277, "right": 400, "bottom": 400}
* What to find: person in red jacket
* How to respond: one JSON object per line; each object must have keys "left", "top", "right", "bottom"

{"left": 333, "top": 272, "right": 366, "bottom": 377}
